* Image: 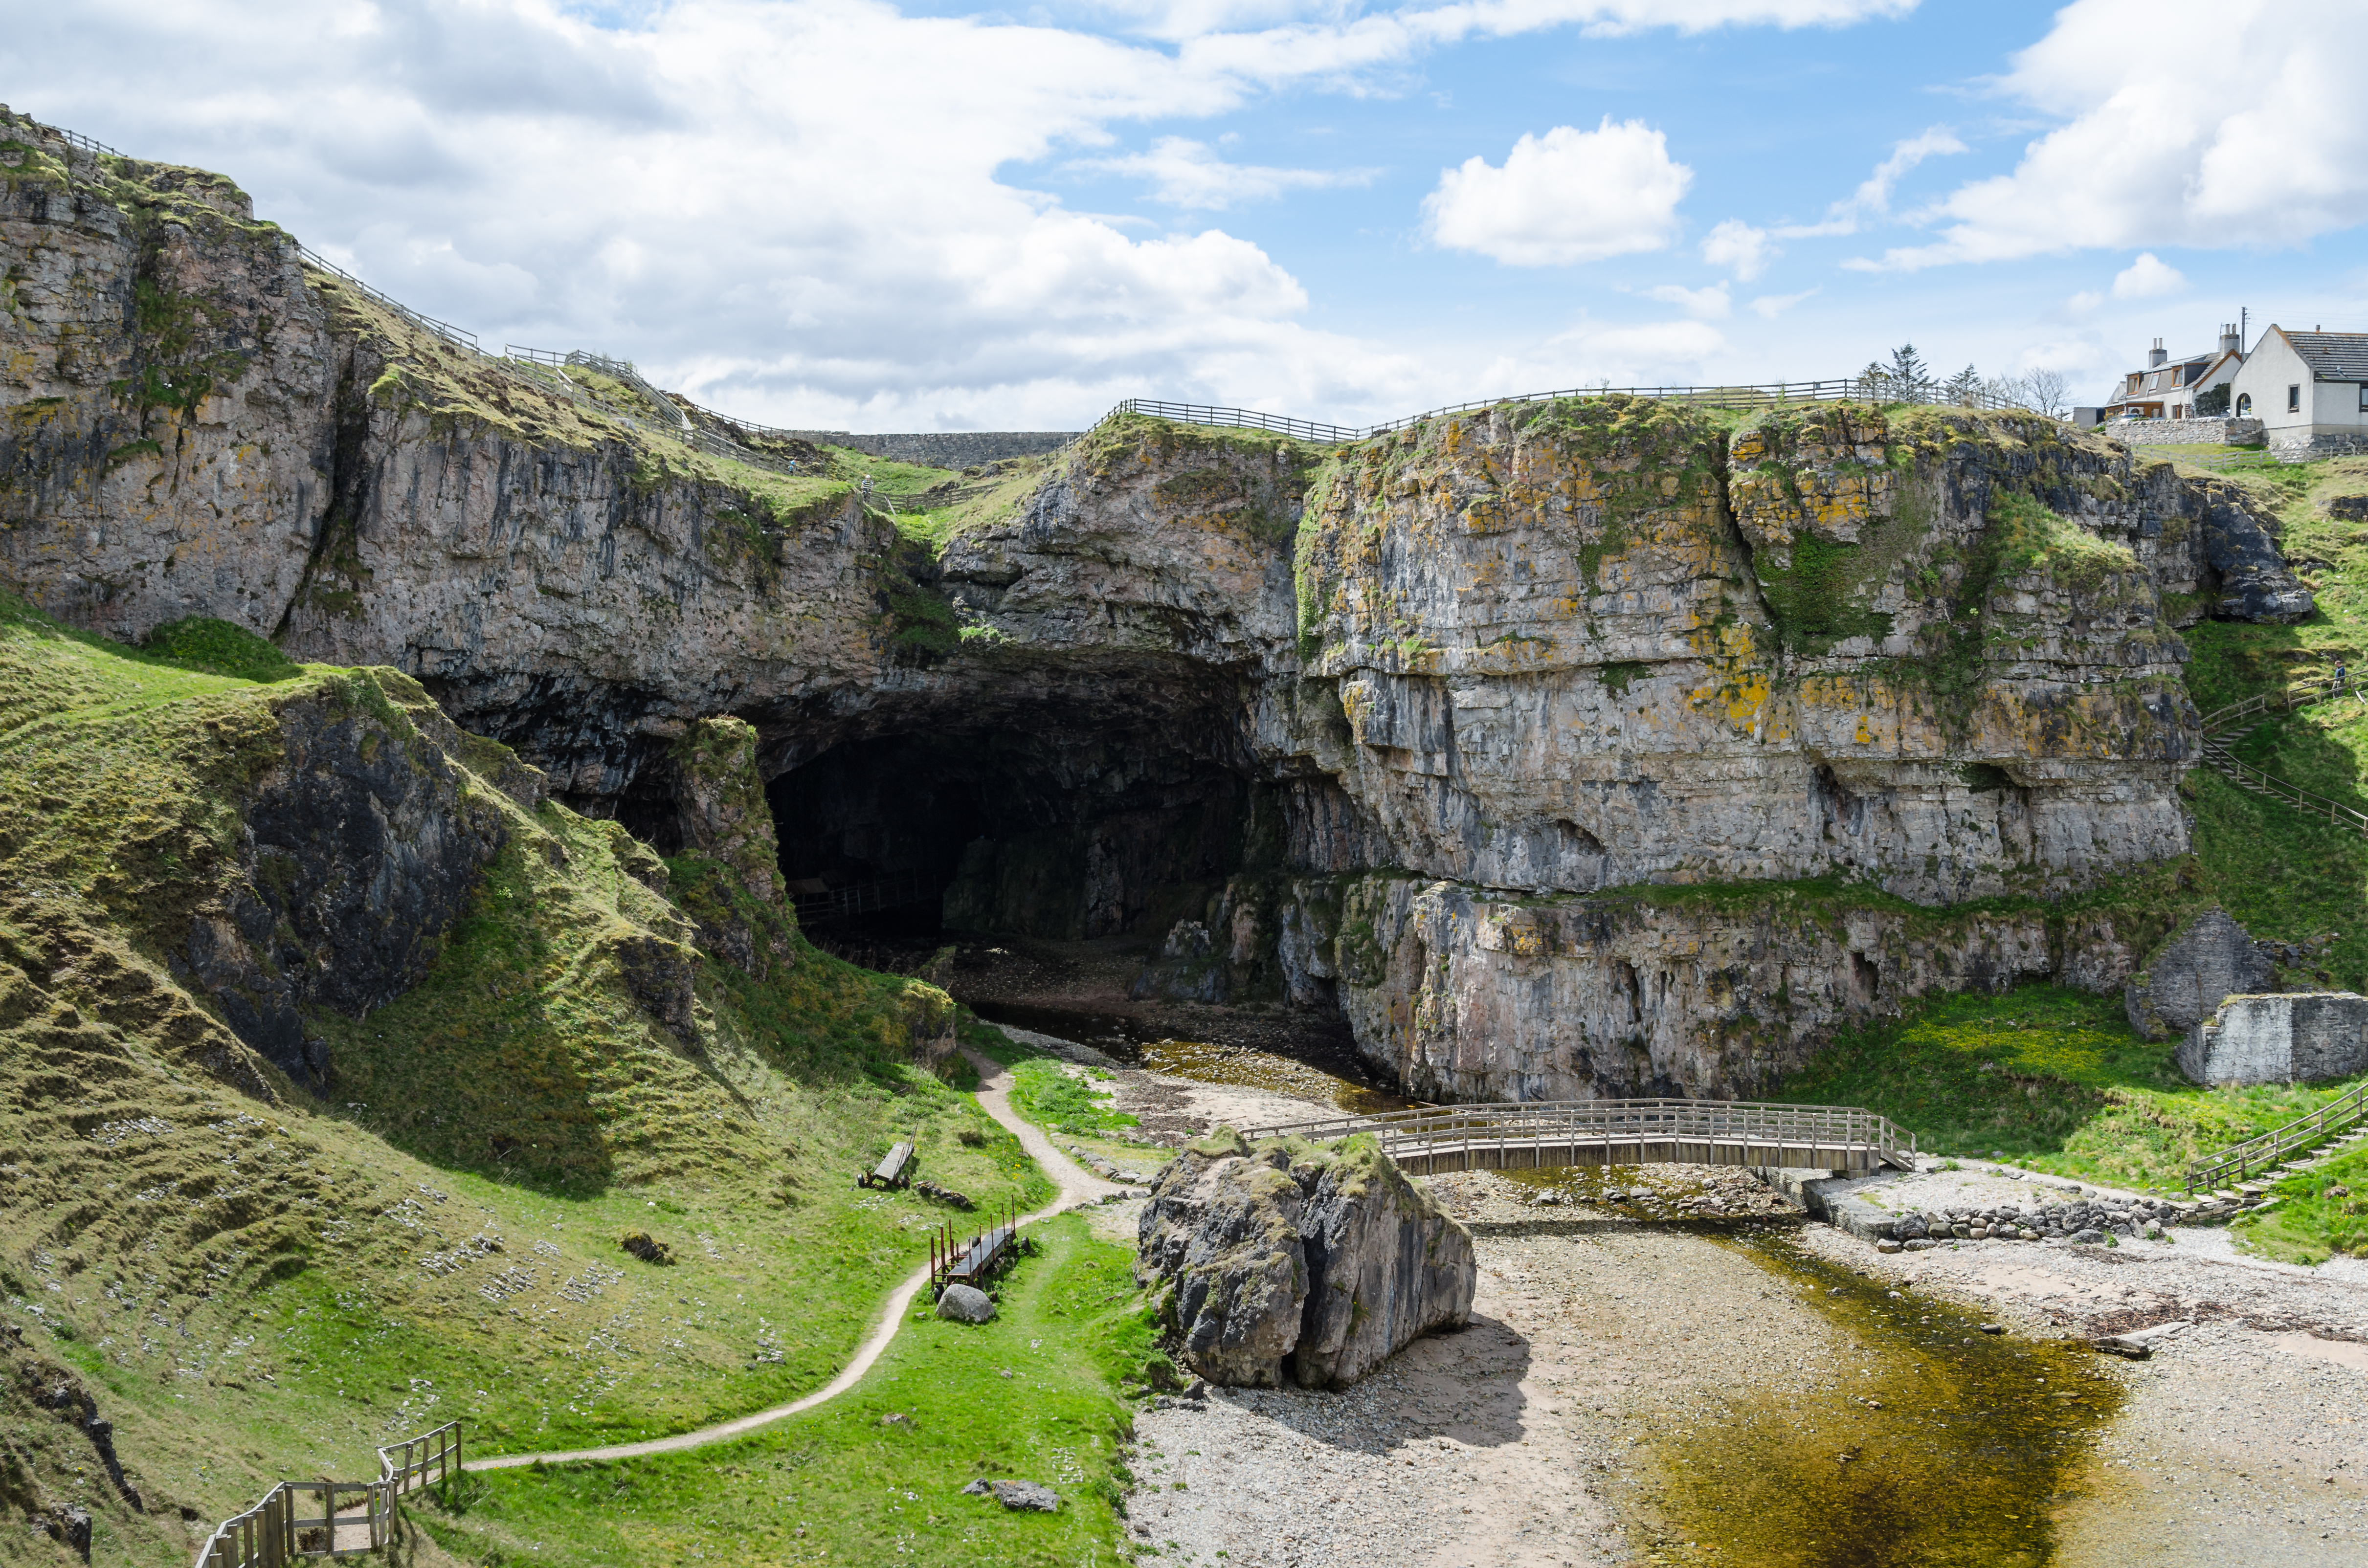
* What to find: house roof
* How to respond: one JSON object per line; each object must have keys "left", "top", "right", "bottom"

{"left": 2275, "top": 329, "right": 2368, "bottom": 381}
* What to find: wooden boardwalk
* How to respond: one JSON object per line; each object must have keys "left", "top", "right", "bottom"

{"left": 1239, "top": 1098, "right": 1915, "bottom": 1177}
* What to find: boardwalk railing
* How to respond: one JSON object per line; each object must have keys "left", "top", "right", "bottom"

{"left": 1240, "top": 1098, "right": 1915, "bottom": 1176}
{"left": 2188, "top": 1077, "right": 2368, "bottom": 1196}
{"left": 195, "top": 1421, "right": 461, "bottom": 1567}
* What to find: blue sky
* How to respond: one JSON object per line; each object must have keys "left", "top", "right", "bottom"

{"left": 13, "top": 0, "right": 2368, "bottom": 430}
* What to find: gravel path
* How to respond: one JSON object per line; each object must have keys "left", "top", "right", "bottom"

{"left": 464, "top": 1044, "right": 1115, "bottom": 1472}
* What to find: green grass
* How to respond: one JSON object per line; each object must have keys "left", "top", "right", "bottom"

{"left": 1777, "top": 983, "right": 2368, "bottom": 1192}
{"left": 967, "top": 1026, "right": 1143, "bottom": 1139}
{"left": 413, "top": 1212, "right": 1153, "bottom": 1568}
{"left": 0, "top": 596, "right": 1071, "bottom": 1562}
{"left": 2231, "top": 1141, "right": 2368, "bottom": 1263}
{"left": 884, "top": 458, "right": 1055, "bottom": 549}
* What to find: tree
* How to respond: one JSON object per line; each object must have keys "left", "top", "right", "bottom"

{"left": 2194, "top": 383, "right": 2231, "bottom": 417}
{"left": 2021, "top": 367, "right": 2068, "bottom": 416}
{"left": 1886, "top": 344, "right": 1932, "bottom": 403}
{"left": 1942, "top": 364, "right": 1984, "bottom": 405}
{"left": 1855, "top": 360, "right": 1894, "bottom": 401}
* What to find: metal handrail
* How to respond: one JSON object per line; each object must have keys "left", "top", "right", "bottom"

{"left": 298, "top": 246, "right": 479, "bottom": 351}
{"left": 2195, "top": 674, "right": 2368, "bottom": 836}
{"left": 2187, "top": 1078, "right": 2368, "bottom": 1196}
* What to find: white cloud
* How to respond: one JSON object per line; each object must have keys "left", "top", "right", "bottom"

{"left": 1077, "top": 136, "right": 1377, "bottom": 209}
{"left": 1469, "top": 316, "right": 1731, "bottom": 394}
{"left": 2109, "top": 252, "right": 2186, "bottom": 299}
{"left": 1857, "top": 0, "right": 2368, "bottom": 270}
{"left": 1748, "top": 288, "right": 1817, "bottom": 318}
{"left": 1423, "top": 118, "right": 1692, "bottom": 266}
{"left": 11, "top": 0, "right": 1911, "bottom": 428}
{"left": 1701, "top": 218, "right": 1773, "bottom": 280}
{"left": 1643, "top": 282, "right": 1732, "bottom": 318}
{"left": 1778, "top": 126, "right": 1965, "bottom": 239}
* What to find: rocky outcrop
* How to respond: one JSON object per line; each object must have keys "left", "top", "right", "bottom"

{"left": 670, "top": 716, "right": 794, "bottom": 976}
{"left": 1316, "top": 873, "right": 2163, "bottom": 1100}
{"left": 2124, "top": 908, "right": 2279, "bottom": 1041}
{"left": 179, "top": 671, "right": 514, "bottom": 1087}
{"left": 1136, "top": 1128, "right": 1474, "bottom": 1388}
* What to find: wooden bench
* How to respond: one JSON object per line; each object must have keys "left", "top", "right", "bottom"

{"left": 862, "top": 1141, "right": 916, "bottom": 1190}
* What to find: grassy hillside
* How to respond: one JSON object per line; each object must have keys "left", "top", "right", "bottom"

{"left": 0, "top": 598, "right": 1066, "bottom": 1565}
{"left": 1776, "top": 982, "right": 2364, "bottom": 1193}
{"left": 423, "top": 1211, "right": 1154, "bottom": 1568}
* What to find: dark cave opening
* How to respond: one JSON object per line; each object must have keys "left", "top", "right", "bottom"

{"left": 764, "top": 719, "right": 1259, "bottom": 948}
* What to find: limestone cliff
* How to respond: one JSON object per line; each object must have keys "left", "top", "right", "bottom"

{"left": 0, "top": 112, "right": 2316, "bottom": 1105}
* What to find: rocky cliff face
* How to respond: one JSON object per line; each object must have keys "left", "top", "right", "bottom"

{"left": 0, "top": 113, "right": 2316, "bottom": 1105}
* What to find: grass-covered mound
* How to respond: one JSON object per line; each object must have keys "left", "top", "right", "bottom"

{"left": 0, "top": 596, "right": 1070, "bottom": 1563}
{"left": 1777, "top": 982, "right": 2368, "bottom": 1193}
{"left": 2231, "top": 1140, "right": 2368, "bottom": 1264}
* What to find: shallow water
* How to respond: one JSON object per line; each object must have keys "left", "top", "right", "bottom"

{"left": 1503, "top": 1166, "right": 2122, "bottom": 1567}
{"left": 970, "top": 1000, "right": 1414, "bottom": 1116}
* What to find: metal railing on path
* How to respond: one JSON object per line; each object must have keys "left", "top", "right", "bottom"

{"left": 791, "top": 871, "right": 939, "bottom": 926}
{"left": 195, "top": 1421, "right": 460, "bottom": 1566}
{"left": 1239, "top": 1098, "right": 1916, "bottom": 1176}
{"left": 2196, "top": 674, "right": 2368, "bottom": 839}
{"left": 2187, "top": 1079, "right": 2368, "bottom": 1196}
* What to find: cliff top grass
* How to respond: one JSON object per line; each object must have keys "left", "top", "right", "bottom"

{"left": 1776, "top": 982, "right": 2368, "bottom": 1194}
{"left": 325, "top": 281, "right": 853, "bottom": 530}
{"left": 0, "top": 600, "right": 1071, "bottom": 1561}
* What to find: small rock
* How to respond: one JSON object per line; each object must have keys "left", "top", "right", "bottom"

{"left": 936, "top": 1284, "right": 996, "bottom": 1323}
{"left": 963, "top": 1479, "right": 1061, "bottom": 1512}
{"left": 1875, "top": 1239, "right": 1903, "bottom": 1254}
{"left": 2069, "top": 1228, "right": 2106, "bottom": 1245}
{"left": 880, "top": 1412, "right": 914, "bottom": 1428}
{"left": 1979, "top": 1323, "right": 2005, "bottom": 1335}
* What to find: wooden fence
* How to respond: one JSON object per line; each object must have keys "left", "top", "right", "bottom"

{"left": 1239, "top": 1098, "right": 1916, "bottom": 1176}
{"left": 194, "top": 1421, "right": 461, "bottom": 1567}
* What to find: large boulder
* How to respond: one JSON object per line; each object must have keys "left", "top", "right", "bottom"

{"left": 1135, "top": 1128, "right": 1474, "bottom": 1389}
{"left": 2125, "top": 908, "right": 2277, "bottom": 1041}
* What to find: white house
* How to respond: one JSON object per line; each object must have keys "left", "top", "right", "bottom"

{"left": 2229, "top": 327, "right": 2368, "bottom": 457}
{"left": 2101, "top": 327, "right": 2243, "bottom": 421}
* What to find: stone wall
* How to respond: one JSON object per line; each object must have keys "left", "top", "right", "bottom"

{"left": 2270, "top": 432, "right": 2368, "bottom": 462}
{"left": 2111, "top": 418, "right": 2264, "bottom": 447}
{"left": 2178, "top": 992, "right": 2368, "bottom": 1086}
{"left": 845, "top": 431, "right": 1081, "bottom": 468}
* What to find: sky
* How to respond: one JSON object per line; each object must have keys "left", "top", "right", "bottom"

{"left": 11, "top": 0, "right": 2368, "bottom": 432}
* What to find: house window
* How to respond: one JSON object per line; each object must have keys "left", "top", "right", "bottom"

{"left": 2290, "top": 384, "right": 2303, "bottom": 413}
{"left": 2359, "top": 383, "right": 2368, "bottom": 413}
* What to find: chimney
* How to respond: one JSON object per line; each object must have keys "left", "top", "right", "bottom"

{"left": 2220, "top": 322, "right": 2241, "bottom": 356}
{"left": 2147, "top": 338, "right": 2167, "bottom": 368}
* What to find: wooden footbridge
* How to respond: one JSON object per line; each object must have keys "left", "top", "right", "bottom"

{"left": 1239, "top": 1098, "right": 1917, "bottom": 1177}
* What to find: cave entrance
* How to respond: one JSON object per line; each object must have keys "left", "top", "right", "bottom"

{"left": 764, "top": 719, "right": 1255, "bottom": 956}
